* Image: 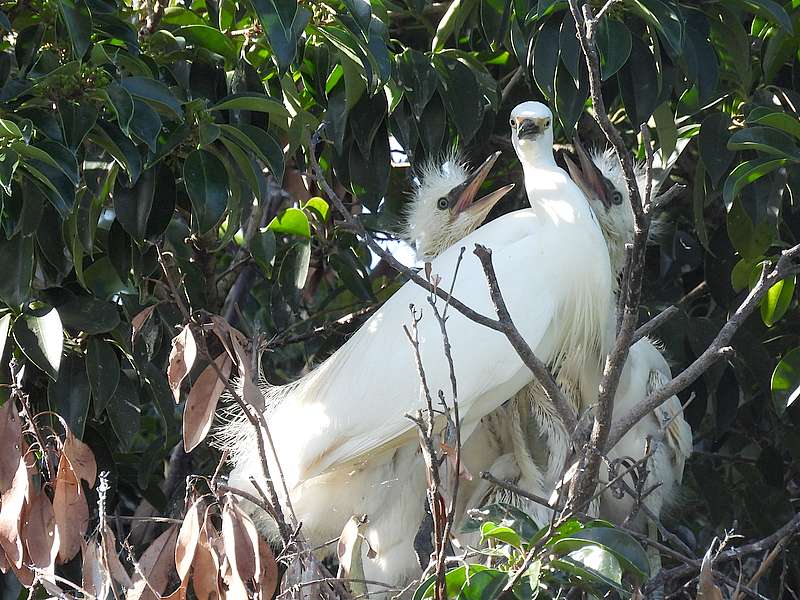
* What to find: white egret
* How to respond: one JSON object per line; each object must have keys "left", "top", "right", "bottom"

{"left": 216, "top": 101, "right": 614, "bottom": 585}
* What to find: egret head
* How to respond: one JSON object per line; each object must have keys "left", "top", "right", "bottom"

{"left": 402, "top": 151, "right": 515, "bottom": 261}
{"left": 510, "top": 102, "right": 554, "bottom": 163}
{"left": 562, "top": 139, "right": 650, "bottom": 277}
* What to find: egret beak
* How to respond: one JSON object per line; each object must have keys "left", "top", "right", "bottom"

{"left": 463, "top": 183, "right": 515, "bottom": 217}
{"left": 564, "top": 136, "right": 612, "bottom": 208}
{"left": 451, "top": 151, "right": 501, "bottom": 214}
{"left": 517, "top": 117, "right": 545, "bottom": 140}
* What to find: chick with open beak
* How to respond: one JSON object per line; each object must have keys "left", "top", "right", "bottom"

{"left": 402, "top": 151, "right": 515, "bottom": 261}
{"left": 562, "top": 137, "right": 624, "bottom": 210}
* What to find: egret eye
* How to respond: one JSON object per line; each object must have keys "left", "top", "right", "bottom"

{"left": 544, "top": 119, "right": 550, "bottom": 128}
{"left": 437, "top": 197, "right": 449, "bottom": 210}
{"left": 509, "top": 118, "right": 516, "bottom": 128}
{"left": 611, "top": 190, "right": 623, "bottom": 205}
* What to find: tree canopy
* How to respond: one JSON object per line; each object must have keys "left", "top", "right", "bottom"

{"left": 1, "top": 0, "right": 800, "bottom": 597}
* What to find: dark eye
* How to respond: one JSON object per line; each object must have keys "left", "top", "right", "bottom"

{"left": 544, "top": 119, "right": 550, "bottom": 128}
{"left": 437, "top": 197, "right": 449, "bottom": 210}
{"left": 611, "top": 190, "right": 623, "bottom": 205}
{"left": 509, "top": 118, "right": 516, "bottom": 128}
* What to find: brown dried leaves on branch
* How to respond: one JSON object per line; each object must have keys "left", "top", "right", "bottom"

{"left": 183, "top": 353, "right": 233, "bottom": 452}
{"left": 168, "top": 324, "right": 198, "bottom": 403}
{"left": 0, "top": 399, "right": 22, "bottom": 492}
{"left": 54, "top": 429, "right": 97, "bottom": 563}
{"left": 129, "top": 524, "right": 180, "bottom": 600}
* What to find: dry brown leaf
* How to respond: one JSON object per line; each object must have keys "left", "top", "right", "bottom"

{"left": 102, "top": 524, "right": 132, "bottom": 588}
{"left": 6, "top": 552, "right": 34, "bottom": 587}
{"left": 175, "top": 498, "right": 202, "bottom": 580}
{"left": 168, "top": 325, "right": 198, "bottom": 404}
{"left": 128, "top": 524, "right": 179, "bottom": 600}
{"left": 698, "top": 544, "right": 724, "bottom": 600}
{"left": 0, "top": 456, "right": 29, "bottom": 568}
{"left": 191, "top": 514, "right": 222, "bottom": 600}
{"left": 256, "top": 537, "right": 278, "bottom": 599}
{"left": 183, "top": 354, "right": 233, "bottom": 452}
{"left": 82, "top": 536, "right": 111, "bottom": 599}
{"left": 132, "top": 305, "right": 157, "bottom": 342}
{"left": 22, "top": 485, "right": 58, "bottom": 572}
{"left": 53, "top": 445, "right": 90, "bottom": 564}
{"left": 162, "top": 580, "right": 189, "bottom": 600}
{"left": 222, "top": 499, "right": 259, "bottom": 584}
{"left": 0, "top": 400, "right": 22, "bottom": 494}
{"left": 62, "top": 430, "right": 97, "bottom": 487}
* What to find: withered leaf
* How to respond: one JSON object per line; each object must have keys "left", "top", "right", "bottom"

{"left": 0, "top": 456, "right": 29, "bottom": 568}
{"left": 131, "top": 305, "right": 157, "bottom": 343}
{"left": 256, "top": 537, "right": 278, "bottom": 600}
{"left": 168, "top": 325, "right": 197, "bottom": 404}
{"left": 183, "top": 353, "right": 232, "bottom": 452}
{"left": 0, "top": 400, "right": 22, "bottom": 494}
{"left": 191, "top": 513, "right": 221, "bottom": 600}
{"left": 128, "top": 524, "right": 179, "bottom": 600}
{"left": 62, "top": 429, "right": 97, "bottom": 487}
{"left": 53, "top": 453, "right": 89, "bottom": 563}
{"left": 82, "top": 536, "right": 111, "bottom": 600}
{"left": 102, "top": 524, "right": 132, "bottom": 588}
{"left": 222, "top": 499, "right": 259, "bottom": 583}
{"left": 698, "top": 544, "right": 724, "bottom": 600}
{"left": 336, "top": 515, "right": 367, "bottom": 590}
{"left": 175, "top": 498, "right": 202, "bottom": 579}
{"left": 22, "top": 486, "right": 58, "bottom": 571}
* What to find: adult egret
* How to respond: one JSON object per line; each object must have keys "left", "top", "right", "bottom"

{"left": 217, "top": 101, "right": 614, "bottom": 585}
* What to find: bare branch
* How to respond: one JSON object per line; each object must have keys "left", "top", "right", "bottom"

{"left": 632, "top": 305, "right": 679, "bottom": 344}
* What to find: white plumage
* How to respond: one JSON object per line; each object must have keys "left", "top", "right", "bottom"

{"left": 216, "top": 101, "right": 614, "bottom": 585}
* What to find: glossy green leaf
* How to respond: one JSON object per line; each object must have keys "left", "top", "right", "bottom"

{"left": 480, "top": 521, "right": 523, "bottom": 548}
{"left": 0, "top": 313, "right": 10, "bottom": 360}
{"left": 88, "top": 121, "right": 143, "bottom": 184}
{"left": 629, "top": 0, "right": 684, "bottom": 54}
{"left": 177, "top": 25, "right": 237, "bottom": 61}
{"left": 250, "top": 228, "right": 276, "bottom": 275}
{"left": 653, "top": 102, "right": 677, "bottom": 163}
{"left": 551, "top": 526, "right": 649, "bottom": 580}
{"left": 87, "top": 337, "right": 120, "bottom": 417}
{"left": 431, "top": 0, "right": 478, "bottom": 52}
{"left": 107, "top": 373, "right": 140, "bottom": 450}
{"left": 693, "top": 160, "right": 710, "bottom": 251}
{"left": 58, "top": 98, "right": 98, "bottom": 150}
{"left": 250, "top": 0, "right": 309, "bottom": 72}
{"left": 218, "top": 124, "right": 285, "bottom": 184}
{"left": 569, "top": 545, "right": 623, "bottom": 584}
{"left": 209, "top": 92, "right": 290, "bottom": 119}
{"left": 727, "top": 197, "right": 773, "bottom": 260}
{"left": 481, "top": 0, "right": 511, "bottom": 46}
{"left": 532, "top": 18, "right": 559, "bottom": 99}
{"left": 462, "top": 502, "right": 541, "bottom": 540}
{"left": 129, "top": 99, "right": 162, "bottom": 151}
{"left": 761, "top": 275, "right": 795, "bottom": 327}
{"left": 113, "top": 166, "right": 156, "bottom": 242}
{"left": 746, "top": 110, "right": 800, "bottom": 140}
{"left": 417, "top": 565, "right": 492, "bottom": 600}
{"left": 597, "top": 18, "right": 632, "bottom": 81}
{"left": 772, "top": 348, "right": 800, "bottom": 416}
{"left": 13, "top": 308, "right": 63, "bottom": 380}
{"left": 732, "top": 0, "right": 793, "bottom": 34}
{"left": 395, "top": 49, "right": 439, "bottom": 118}
{"left": 48, "top": 353, "right": 89, "bottom": 438}
{"left": 161, "top": 6, "right": 206, "bottom": 25}
{"left": 699, "top": 112, "right": 734, "bottom": 186}
{"left": 184, "top": 149, "right": 229, "bottom": 233}
{"left": 56, "top": 294, "right": 120, "bottom": 335}
{"left": 268, "top": 207, "right": 310, "bottom": 238}
{"left": 0, "top": 233, "right": 34, "bottom": 308}
{"left": 303, "top": 197, "right": 329, "bottom": 222}
{"left": 0, "top": 148, "right": 18, "bottom": 195}
{"left": 350, "top": 92, "right": 387, "bottom": 157}
{"left": 349, "top": 121, "right": 390, "bottom": 210}
{"left": 684, "top": 12, "right": 719, "bottom": 103}
{"left": 119, "top": 77, "right": 183, "bottom": 118}
{"left": 727, "top": 127, "right": 800, "bottom": 159}
{"left": 723, "top": 158, "right": 788, "bottom": 207}
{"left": 58, "top": 0, "right": 92, "bottom": 58}
{"left": 618, "top": 34, "right": 659, "bottom": 127}
{"left": 84, "top": 257, "right": 129, "bottom": 299}
{"left": 433, "top": 55, "right": 482, "bottom": 143}
{"left": 0, "top": 119, "right": 22, "bottom": 139}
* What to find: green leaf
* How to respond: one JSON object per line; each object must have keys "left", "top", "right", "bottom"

{"left": 330, "top": 252, "right": 373, "bottom": 301}
{"left": 732, "top": 0, "right": 793, "bottom": 34}
{"left": 350, "top": 92, "right": 387, "bottom": 157}
{"left": 342, "top": 0, "right": 371, "bottom": 34}
{"left": 532, "top": 18, "right": 559, "bottom": 99}
{"left": 618, "top": 34, "right": 660, "bottom": 127}
{"left": 723, "top": 158, "right": 788, "bottom": 207}
{"left": 268, "top": 207, "right": 310, "bottom": 238}
{"left": 481, "top": 0, "right": 511, "bottom": 46}
{"left": 692, "top": 160, "right": 710, "bottom": 251}
{"left": 761, "top": 275, "right": 795, "bottom": 327}
{"left": 395, "top": 49, "right": 439, "bottom": 118}
{"left": 58, "top": 0, "right": 93, "bottom": 58}
{"left": 250, "top": 228, "right": 276, "bottom": 275}
{"left": 550, "top": 526, "right": 650, "bottom": 580}
{"left": 0, "top": 313, "right": 10, "bottom": 361}
{"left": 0, "top": 234, "right": 34, "bottom": 308}
{"left": 455, "top": 568, "right": 508, "bottom": 600}
{"left": 699, "top": 112, "right": 734, "bottom": 186}
{"left": 250, "top": 0, "right": 308, "bottom": 72}
{"left": 48, "top": 353, "right": 89, "bottom": 438}
{"left": 20, "top": 162, "right": 75, "bottom": 218}
{"left": 772, "top": 348, "right": 800, "bottom": 416}
{"left": 284, "top": 240, "right": 310, "bottom": 290}
{"left": 0, "top": 148, "right": 18, "bottom": 195}
{"left": 129, "top": 99, "right": 162, "bottom": 151}
{"left": 433, "top": 55, "right": 482, "bottom": 143}
{"left": 303, "top": 197, "right": 329, "bottom": 222}
{"left": 218, "top": 137, "right": 262, "bottom": 198}
{"left": 209, "top": 92, "right": 290, "bottom": 119}
{"left": 746, "top": 110, "right": 800, "bottom": 140}
{"left": 84, "top": 257, "right": 128, "bottom": 299}
{"left": 161, "top": 6, "right": 206, "bottom": 25}
{"left": 183, "top": 149, "right": 229, "bottom": 233}
{"left": 113, "top": 166, "right": 156, "bottom": 242}
{"left": 727, "top": 197, "right": 773, "bottom": 260}
{"left": 727, "top": 127, "right": 800, "bottom": 159}
{"left": 568, "top": 545, "right": 623, "bottom": 584}
{"left": 597, "top": 18, "right": 631, "bottom": 81}
{"left": 462, "top": 503, "right": 541, "bottom": 540}
{"left": 58, "top": 98, "right": 98, "bottom": 149}
{"left": 88, "top": 121, "right": 143, "bottom": 184}
{"left": 146, "top": 165, "right": 176, "bottom": 240}
{"left": 653, "top": 102, "right": 677, "bottom": 163}
{"left": 418, "top": 565, "right": 493, "bottom": 599}
{"left": 87, "top": 338, "right": 120, "bottom": 417}
{"left": 0, "top": 119, "right": 22, "bottom": 139}
{"left": 480, "top": 521, "right": 523, "bottom": 548}
{"left": 13, "top": 308, "right": 63, "bottom": 380}
{"left": 431, "top": 0, "right": 478, "bottom": 52}
{"left": 218, "top": 124, "right": 285, "bottom": 183}
{"left": 629, "top": 0, "right": 684, "bottom": 54}
{"left": 119, "top": 77, "right": 183, "bottom": 119}
{"left": 55, "top": 294, "right": 120, "bottom": 335}
{"left": 107, "top": 373, "right": 140, "bottom": 450}
{"left": 349, "top": 121, "right": 390, "bottom": 210}
{"left": 177, "top": 25, "right": 237, "bottom": 61}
